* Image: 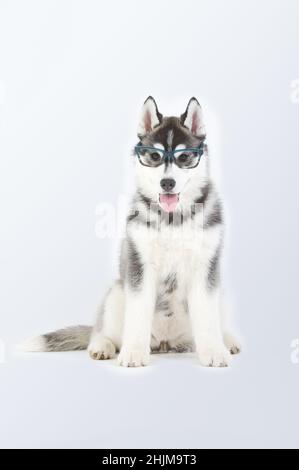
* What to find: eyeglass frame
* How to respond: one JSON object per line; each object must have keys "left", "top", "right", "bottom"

{"left": 134, "top": 143, "right": 205, "bottom": 169}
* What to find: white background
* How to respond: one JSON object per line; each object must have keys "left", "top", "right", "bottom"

{"left": 0, "top": 0, "right": 299, "bottom": 448}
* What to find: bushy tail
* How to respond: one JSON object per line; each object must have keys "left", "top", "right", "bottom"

{"left": 20, "top": 325, "right": 92, "bottom": 352}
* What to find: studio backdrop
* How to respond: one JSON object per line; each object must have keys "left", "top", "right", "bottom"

{"left": 0, "top": 0, "right": 298, "bottom": 449}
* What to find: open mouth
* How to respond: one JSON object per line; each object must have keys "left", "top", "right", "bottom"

{"left": 159, "top": 193, "right": 180, "bottom": 213}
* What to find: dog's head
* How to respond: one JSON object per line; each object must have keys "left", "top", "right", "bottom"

{"left": 134, "top": 97, "right": 209, "bottom": 213}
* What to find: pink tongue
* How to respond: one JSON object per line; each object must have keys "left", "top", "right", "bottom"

{"left": 159, "top": 194, "right": 179, "bottom": 213}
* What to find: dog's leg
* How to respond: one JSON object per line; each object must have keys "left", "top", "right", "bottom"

{"left": 88, "top": 281, "right": 124, "bottom": 360}
{"left": 118, "top": 264, "right": 156, "bottom": 367}
{"left": 188, "top": 280, "right": 231, "bottom": 367}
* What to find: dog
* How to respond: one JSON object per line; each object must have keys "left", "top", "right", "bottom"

{"left": 23, "top": 97, "right": 241, "bottom": 367}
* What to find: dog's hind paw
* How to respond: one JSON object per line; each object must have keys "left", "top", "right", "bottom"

{"left": 223, "top": 333, "right": 242, "bottom": 355}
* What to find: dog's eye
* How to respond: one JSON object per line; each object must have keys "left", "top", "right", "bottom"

{"left": 150, "top": 152, "right": 162, "bottom": 162}
{"left": 177, "top": 153, "right": 189, "bottom": 163}
{"left": 175, "top": 151, "right": 200, "bottom": 168}
{"left": 137, "top": 148, "right": 164, "bottom": 167}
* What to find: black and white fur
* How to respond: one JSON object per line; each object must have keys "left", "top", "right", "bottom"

{"left": 23, "top": 97, "right": 241, "bottom": 367}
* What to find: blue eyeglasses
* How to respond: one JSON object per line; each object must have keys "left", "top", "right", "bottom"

{"left": 135, "top": 144, "right": 204, "bottom": 169}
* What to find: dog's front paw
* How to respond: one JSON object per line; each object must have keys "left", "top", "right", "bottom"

{"left": 118, "top": 347, "right": 150, "bottom": 367}
{"left": 88, "top": 334, "right": 116, "bottom": 360}
{"left": 198, "top": 344, "right": 231, "bottom": 367}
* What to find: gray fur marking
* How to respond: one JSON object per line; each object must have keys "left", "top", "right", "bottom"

{"left": 164, "top": 273, "right": 177, "bottom": 294}
{"left": 164, "top": 311, "right": 173, "bottom": 317}
{"left": 207, "top": 245, "right": 221, "bottom": 290}
{"left": 155, "top": 295, "right": 170, "bottom": 311}
{"left": 127, "top": 238, "right": 144, "bottom": 289}
{"left": 204, "top": 199, "right": 223, "bottom": 228}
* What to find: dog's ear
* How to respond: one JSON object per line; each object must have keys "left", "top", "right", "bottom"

{"left": 180, "top": 97, "right": 205, "bottom": 137}
{"left": 138, "top": 96, "right": 163, "bottom": 136}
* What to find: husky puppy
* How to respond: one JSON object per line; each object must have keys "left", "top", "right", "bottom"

{"left": 24, "top": 97, "right": 240, "bottom": 367}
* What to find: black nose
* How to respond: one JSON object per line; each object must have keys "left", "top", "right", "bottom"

{"left": 160, "top": 178, "right": 176, "bottom": 192}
